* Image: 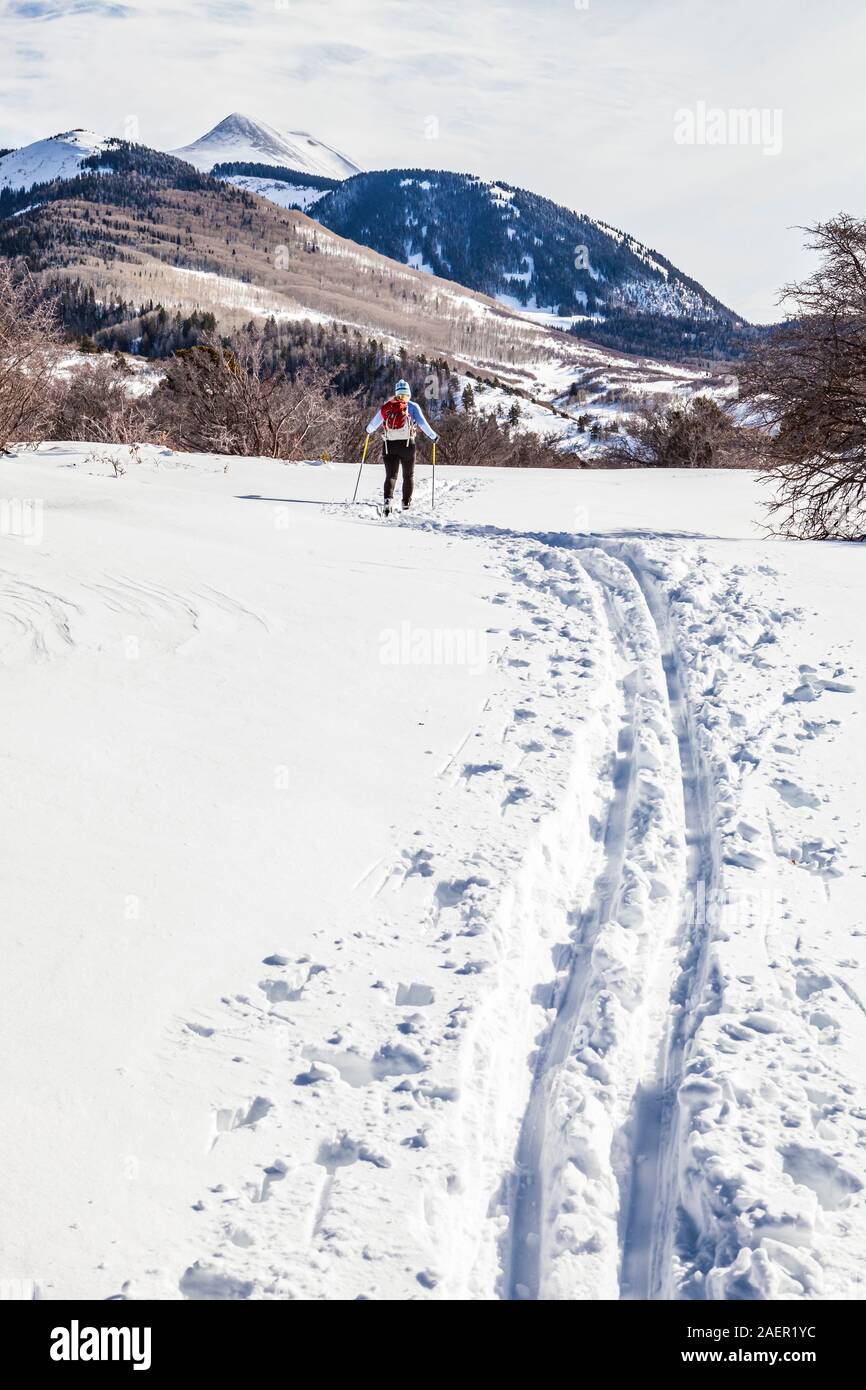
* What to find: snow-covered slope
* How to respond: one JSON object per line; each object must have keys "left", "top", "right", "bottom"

{"left": 218, "top": 173, "right": 327, "bottom": 212}
{"left": 0, "top": 129, "right": 110, "bottom": 193}
{"left": 2, "top": 446, "right": 864, "bottom": 1303}
{"left": 171, "top": 112, "right": 361, "bottom": 179}
{"left": 312, "top": 170, "right": 745, "bottom": 359}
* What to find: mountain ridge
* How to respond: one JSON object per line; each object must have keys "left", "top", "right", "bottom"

{"left": 0, "top": 121, "right": 752, "bottom": 361}
{"left": 0, "top": 129, "right": 115, "bottom": 193}
{"left": 170, "top": 112, "right": 362, "bottom": 181}
{"left": 308, "top": 168, "right": 747, "bottom": 358}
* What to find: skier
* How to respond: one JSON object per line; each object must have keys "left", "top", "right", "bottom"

{"left": 366, "top": 380, "right": 438, "bottom": 515}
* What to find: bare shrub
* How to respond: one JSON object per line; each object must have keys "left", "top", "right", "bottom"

{"left": 48, "top": 359, "right": 155, "bottom": 445}
{"left": 740, "top": 214, "right": 866, "bottom": 539}
{"left": 435, "top": 409, "right": 574, "bottom": 468}
{"left": 328, "top": 403, "right": 373, "bottom": 464}
{"left": 601, "top": 394, "right": 739, "bottom": 468}
{"left": 152, "top": 334, "right": 347, "bottom": 460}
{"left": 0, "top": 262, "right": 62, "bottom": 452}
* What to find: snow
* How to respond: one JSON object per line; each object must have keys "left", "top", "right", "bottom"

{"left": 406, "top": 248, "right": 435, "bottom": 275}
{"left": 515, "top": 307, "right": 592, "bottom": 329}
{"left": 502, "top": 254, "right": 535, "bottom": 288}
{"left": 171, "top": 112, "right": 361, "bottom": 180}
{"left": 0, "top": 129, "right": 110, "bottom": 193}
{"left": 2, "top": 446, "right": 864, "bottom": 1302}
{"left": 445, "top": 372, "right": 584, "bottom": 450}
{"left": 144, "top": 265, "right": 331, "bottom": 324}
{"left": 54, "top": 351, "right": 164, "bottom": 396}
{"left": 219, "top": 175, "right": 326, "bottom": 213}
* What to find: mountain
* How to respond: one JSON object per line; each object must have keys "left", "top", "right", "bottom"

{"left": 171, "top": 113, "right": 361, "bottom": 180}
{"left": 309, "top": 169, "right": 748, "bottom": 359}
{"left": 0, "top": 133, "right": 737, "bottom": 420}
{"left": 0, "top": 129, "right": 114, "bottom": 193}
{"left": 0, "top": 139, "right": 556, "bottom": 375}
{"left": 1, "top": 122, "right": 748, "bottom": 358}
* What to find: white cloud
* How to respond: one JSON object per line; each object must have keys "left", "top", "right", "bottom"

{"left": 1, "top": 0, "right": 864, "bottom": 320}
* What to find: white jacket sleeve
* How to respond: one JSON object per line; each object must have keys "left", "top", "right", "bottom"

{"left": 366, "top": 409, "right": 384, "bottom": 434}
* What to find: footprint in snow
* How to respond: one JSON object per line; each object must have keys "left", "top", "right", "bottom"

{"left": 788, "top": 838, "right": 843, "bottom": 877}
{"left": 317, "top": 1134, "right": 391, "bottom": 1171}
{"left": 795, "top": 971, "right": 833, "bottom": 1000}
{"left": 258, "top": 1160, "right": 288, "bottom": 1204}
{"left": 397, "top": 1012, "right": 426, "bottom": 1035}
{"left": 724, "top": 847, "right": 765, "bottom": 871}
{"left": 259, "top": 960, "right": 326, "bottom": 1003}
{"left": 208, "top": 1096, "right": 274, "bottom": 1149}
{"left": 185, "top": 1021, "right": 215, "bottom": 1038}
{"left": 462, "top": 761, "right": 503, "bottom": 779}
{"left": 785, "top": 676, "right": 856, "bottom": 703}
{"left": 782, "top": 1145, "right": 863, "bottom": 1210}
{"left": 299, "top": 1043, "right": 426, "bottom": 1088}
{"left": 773, "top": 778, "right": 822, "bottom": 810}
{"left": 404, "top": 847, "right": 435, "bottom": 877}
{"left": 395, "top": 982, "right": 435, "bottom": 1006}
{"left": 435, "top": 876, "right": 490, "bottom": 908}
{"left": 179, "top": 1263, "right": 255, "bottom": 1300}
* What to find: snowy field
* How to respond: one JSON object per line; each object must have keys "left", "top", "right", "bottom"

{"left": 1, "top": 445, "right": 864, "bottom": 1302}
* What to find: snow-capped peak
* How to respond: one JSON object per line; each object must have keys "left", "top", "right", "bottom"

{"left": 170, "top": 112, "right": 361, "bottom": 180}
{"left": 0, "top": 129, "right": 111, "bottom": 194}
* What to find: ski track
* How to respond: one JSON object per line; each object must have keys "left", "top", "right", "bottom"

{"left": 126, "top": 477, "right": 865, "bottom": 1302}
{"left": 504, "top": 540, "right": 706, "bottom": 1301}
{"left": 613, "top": 555, "right": 717, "bottom": 1303}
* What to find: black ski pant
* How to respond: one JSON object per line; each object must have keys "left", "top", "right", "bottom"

{"left": 383, "top": 440, "right": 416, "bottom": 506}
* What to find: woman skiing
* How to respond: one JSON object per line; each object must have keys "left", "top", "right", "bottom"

{"left": 366, "top": 380, "right": 438, "bottom": 515}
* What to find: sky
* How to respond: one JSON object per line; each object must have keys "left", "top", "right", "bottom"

{"left": 2, "top": 0, "right": 865, "bottom": 322}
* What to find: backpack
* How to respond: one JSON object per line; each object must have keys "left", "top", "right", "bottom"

{"left": 381, "top": 397, "right": 415, "bottom": 444}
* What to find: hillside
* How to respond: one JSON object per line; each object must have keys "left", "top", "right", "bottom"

{"left": 0, "top": 129, "right": 115, "bottom": 193}
{"left": 211, "top": 161, "right": 340, "bottom": 214}
{"left": 0, "top": 139, "right": 737, "bottom": 440}
{"left": 0, "top": 145, "right": 544, "bottom": 364}
{"left": 310, "top": 170, "right": 749, "bottom": 359}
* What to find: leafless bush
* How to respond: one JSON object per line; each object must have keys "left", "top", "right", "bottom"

{"left": 0, "top": 262, "right": 63, "bottom": 452}
{"left": 740, "top": 214, "right": 866, "bottom": 539}
{"left": 151, "top": 334, "right": 349, "bottom": 460}
{"left": 324, "top": 402, "right": 371, "bottom": 464}
{"left": 48, "top": 359, "right": 156, "bottom": 445}
{"left": 435, "top": 409, "right": 574, "bottom": 468}
{"left": 600, "top": 394, "right": 740, "bottom": 468}
{"left": 77, "top": 445, "right": 142, "bottom": 477}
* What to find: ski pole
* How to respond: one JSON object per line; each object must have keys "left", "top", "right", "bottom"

{"left": 352, "top": 434, "right": 370, "bottom": 503}
{"left": 431, "top": 439, "right": 437, "bottom": 510}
